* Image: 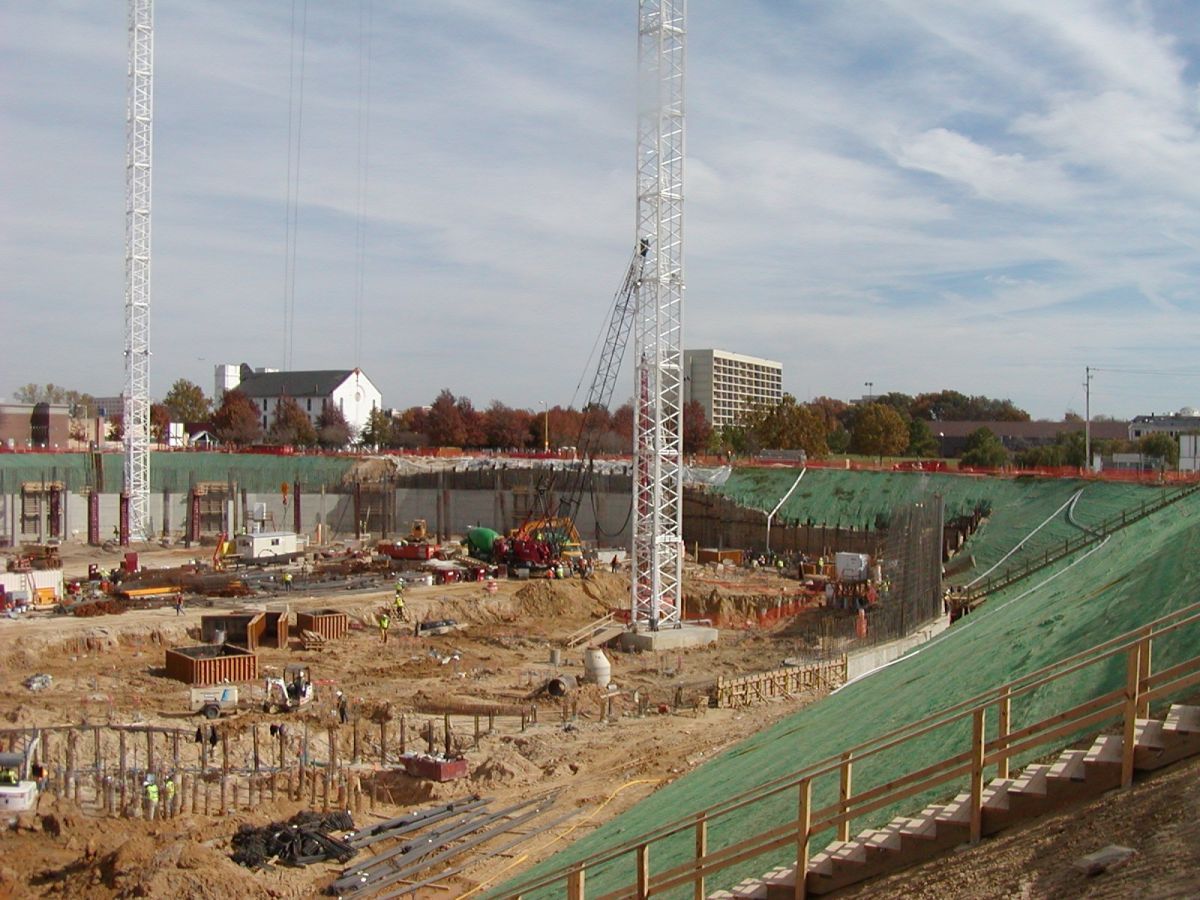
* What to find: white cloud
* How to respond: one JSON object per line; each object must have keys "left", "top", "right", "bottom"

{"left": 4, "top": 1, "right": 1200, "bottom": 419}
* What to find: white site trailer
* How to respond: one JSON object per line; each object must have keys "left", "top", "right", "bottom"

{"left": 235, "top": 531, "right": 307, "bottom": 565}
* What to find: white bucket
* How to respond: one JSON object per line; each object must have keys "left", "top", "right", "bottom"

{"left": 423, "top": 574, "right": 434, "bottom": 586}
{"left": 583, "top": 648, "right": 611, "bottom": 689}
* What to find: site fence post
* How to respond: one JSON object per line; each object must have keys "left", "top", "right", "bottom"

{"left": 838, "top": 751, "right": 853, "bottom": 842}
{"left": 1122, "top": 642, "right": 1141, "bottom": 789}
{"left": 694, "top": 811, "right": 708, "bottom": 900}
{"left": 997, "top": 686, "right": 1011, "bottom": 779}
{"left": 795, "top": 777, "right": 811, "bottom": 900}
{"left": 970, "top": 708, "right": 985, "bottom": 843}
{"left": 118, "top": 730, "right": 127, "bottom": 816}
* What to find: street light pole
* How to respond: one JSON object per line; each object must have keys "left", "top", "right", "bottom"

{"left": 540, "top": 401, "right": 549, "bottom": 453}
{"left": 865, "top": 381, "right": 874, "bottom": 403}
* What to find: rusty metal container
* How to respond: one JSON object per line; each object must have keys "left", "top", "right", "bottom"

{"left": 296, "top": 609, "right": 349, "bottom": 641}
{"left": 165, "top": 643, "right": 259, "bottom": 686}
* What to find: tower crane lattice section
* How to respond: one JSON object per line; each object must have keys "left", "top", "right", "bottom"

{"left": 123, "top": 0, "right": 154, "bottom": 541}
{"left": 632, "top": 0, "right": 685, "bottom": 630}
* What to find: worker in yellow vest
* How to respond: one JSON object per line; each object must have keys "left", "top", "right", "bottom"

{"left": 144, "top": 777, "right": 159, "bottom": 820}
{"left": 163, "top": 774, "right": 176, "bottom": 817}
{"left": 378, "top": 612, "right": 391, "bottom": 645}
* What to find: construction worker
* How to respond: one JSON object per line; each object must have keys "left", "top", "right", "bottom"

{"left": 282, "top": 571, "right": 294, "bottom": 592}
{"left": 163, "top": 774, "right": 176, "bottom": 817}
{"left": 611, "top": 555, "right": 619, "bottom": 573}
{"left": 393, "top": 582, "right": 408, "bottom": 621}
{"left": 0, "top": 767, "right": 17, "bottom": 786}
{"left": 174, "top": 595, "right": 184, "bottom": 616}
{"left": 336, "top": 691, "right": 349, "bottom": 725}
{"left": 144, "top": 776, "right": 159, "bottom": 820}
{"left": 378, "top": 612, "right": 391, "bottom": 645}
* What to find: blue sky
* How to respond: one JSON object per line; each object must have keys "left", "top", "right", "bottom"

{"left": 4, "top": 0, "right": 1200, "bottom": 420}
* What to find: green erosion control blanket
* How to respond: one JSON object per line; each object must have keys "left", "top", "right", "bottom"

{"left": 0, "top": 452, "right": 356, "bottom": 493}
{"left": 716, "top": 468, "right": 1173, "bottom": 583}
{"left": 500, "top": 482, "right": 1200, "bottom": 898}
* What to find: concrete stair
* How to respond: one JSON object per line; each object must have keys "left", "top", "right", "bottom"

{"left": 712, "top": 705, "right": 1200, "bottom": 899}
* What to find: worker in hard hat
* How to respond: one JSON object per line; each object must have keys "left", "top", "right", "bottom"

{"left": 393, "top": 582, "right": 408, "bottom": 622}
{"left": 144, "top": 776, "right": 159, "bottom": 820}
{"left": 163, "top": 774, "right": 177, "bottom": 817}
{"left": 0, "top": 767, "right": 17, "bottom": 786}
{"left": 378, "top": 612, "right": 391, "bottom": 644}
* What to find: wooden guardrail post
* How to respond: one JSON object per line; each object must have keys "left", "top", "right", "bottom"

{"left": 1122, "top": 641, "right": 1141, "bottom": 789}
{"left": 795, "top": 778, "right": 811, "bottom": 900}
{"left": 837, "top": 751, "right": 853, "bottom": 841}
{"left": 997, "top": 686, "right": 1011, "bottom": 779}
{"left": 693, "top": 811, "right": 708, "bottom": 900}
{"left": 969, "top": 708, "right": 985, "bottom": 843}
{"left": 567, "top": 865, "right": 585, "bottom": 900}
{"left": 1136, "top": 628, "right": 1152, "bottom": 719}
{"left": 637, "top": 843, "right": 650, "bottom": 898}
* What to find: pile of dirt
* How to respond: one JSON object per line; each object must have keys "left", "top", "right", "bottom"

{"left": 514, "top": 579, "right": 611, "bottom": 620}
{"left": 469, "top": 744, "right": 546, "bottom": 788}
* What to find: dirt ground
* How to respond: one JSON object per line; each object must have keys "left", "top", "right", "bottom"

{"left": 0, "top": 542, "right": 829, "bottom": 899}
{"left": 5, "top": 543, "right": 1197, "bottom": 900}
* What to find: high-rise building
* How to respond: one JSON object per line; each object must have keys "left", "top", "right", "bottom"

{"left": 683, "top": 349, "right": 783, "bottom": 429}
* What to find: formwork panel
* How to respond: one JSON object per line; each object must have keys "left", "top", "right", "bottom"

{"left": 296, "top": 609, "right": 348, "bottom": 641}
{"left": 200, "top": 611, "right": 266, "bottom": 650}
{"left": 263, "top": 610, "right": 289, "bottom": 649}
{"left": 165, "top": 643, "right": 258, "bottom": 685}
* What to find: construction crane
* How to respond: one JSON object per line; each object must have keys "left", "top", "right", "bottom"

{"left": 512, "top": 239, "right": 647, "bottom": 557}
{"left": 123, "top": 0, "right": 154, "bottom": 542}
{"left": 631, "top": 0, "right": 686, "bottom": 631}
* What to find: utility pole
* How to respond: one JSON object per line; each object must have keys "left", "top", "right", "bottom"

{"left": 632, "top": 0, "right": 686, "bottom": 631}
{"left": 865, "top": 381, "right": 874, "bottom": 404}
{"left": 124, "top": 0, "right": 154, "bottom": 542}
{"left": 1084, "top": 366, "right": 1092, "bottom": 472}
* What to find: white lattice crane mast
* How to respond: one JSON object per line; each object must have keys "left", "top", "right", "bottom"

{"left": 124, "top": 0, "right": 153, "bottom": 541}
{"left": 631, "top": 0, "right": 685, "bottom": 630}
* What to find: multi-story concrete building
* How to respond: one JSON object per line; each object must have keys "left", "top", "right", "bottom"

{"left": 1128, "top": 408, "right": 1200, "bottom": 440}
{"left": 683, "top": 349, "right": 783, "bottom": 429}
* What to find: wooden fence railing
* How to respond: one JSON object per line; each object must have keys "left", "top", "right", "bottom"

{"left": 497, "top": 600, "right": 1200, "bottom": 899}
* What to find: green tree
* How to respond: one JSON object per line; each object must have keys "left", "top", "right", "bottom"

{"left": 315, "top": 403, "right": 353, "bottom": 449}
{"left": 850, "top": 403, "right": 909, "bottom": 462}
{"left": 738, "top": 394, "right": 829, "bottom": 458}
{"left": 361, "top": 407, "right": 392, "bottom": 447}
{"left": 960, "top": 427, "right": 1008, "bottom": 468}
{"left": 163, "top": 379, "right": 211, "bottom": 423}
{"left": 212, "top": 389, "right": 263, "bottom": 446}
{"left": 268, "top": 396, "right": 317, "bottom": 446}
{"left": 1139, "top": 433, "right": 1179, "bottom": 468}
{"left": 906, "top": 416, "right": 939, "bottom": 457}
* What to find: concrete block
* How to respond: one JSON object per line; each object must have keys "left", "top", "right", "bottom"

{"left": 619, "top": 623, "right": 718, "bottom": 652}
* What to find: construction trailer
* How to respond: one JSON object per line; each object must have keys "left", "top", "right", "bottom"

{"left": 0, "top": 568, "right": 65, "bottom": 606}
{"left": 234, "top": 531, "right": 307, "bottom": 565}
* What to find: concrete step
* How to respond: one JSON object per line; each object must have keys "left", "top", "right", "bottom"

{"left": 1164, "top": 703, "right": 1200, "bottom": 735}
{"left": 1082, "top": 734, "right": 1124, "bottom": 792}
{"left": 728, "top": 876, "right": 768, "bottom": 898}
{"left": 1137, "top": 707, "right": 1200, "bottom": 770}
{"left": 1009, "top": 763, "right": 1050, "bottom": 798}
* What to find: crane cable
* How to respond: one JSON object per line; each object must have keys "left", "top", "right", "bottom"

{"left": 282, "top": 0, "right": 309, "bottom": 370}
{"left": 352, "top": 0, "right": 374, "bottom": 366}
